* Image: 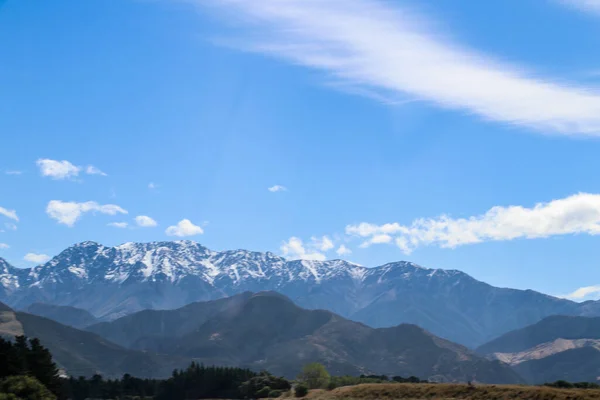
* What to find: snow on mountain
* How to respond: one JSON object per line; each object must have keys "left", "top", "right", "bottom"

{"left": 1, "top": 240, "right": 596, "bottom": 348}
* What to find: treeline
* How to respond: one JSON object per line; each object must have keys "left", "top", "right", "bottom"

{"left": 1, "top": 335, "right": 435, "bottom": 400}
{"left": 64, "top": 363, "right": 275, "bottom": 400}
{"left": 545, "top": 380, "right": 600, "bottom": 389}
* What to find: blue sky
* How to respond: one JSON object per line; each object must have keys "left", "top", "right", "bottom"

{"left": 2, "top": 0, "right": 600, "bottom": 300}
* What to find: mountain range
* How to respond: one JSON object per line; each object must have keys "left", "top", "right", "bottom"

{"left": 1, "top": 293, "right": 523, "bottom": 383}
{"left": 1, "top": 240, "right": 598, "bottom": 347}
{"left": 88, "top": 291, "right": 524, "bottom": 383}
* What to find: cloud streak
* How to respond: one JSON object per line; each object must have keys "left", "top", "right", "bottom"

{"left": 561, "top": 284, "right": 600, "bottom": 301}
{"left": 46, "top": 200, "right": 128, "bottom": 227}
{"left": 23, "top": 253, "right": 51, "bottom": 264}
{"left": 37, "top": 159, "right": 107, "bottom": 180}
{"left": 194, "top": 0, "right": 600, "bottom": 135}
{"left": 560, "top": 0, "right": 600, "bottom": 14}
{"left": 346, "top": 193, "right": 600, "bottom": 253}
{"left": 0, "top": 206, "right": 18, "bottom": 222}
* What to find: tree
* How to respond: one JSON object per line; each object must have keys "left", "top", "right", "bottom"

{"left": 0, "top": 376, "right": 56, "bottom": 400}
{"left": 25, "top": 338, "right": 60, "bottom": 395}
{"left": 297, "top": 363, "right": 330, "bottom": 389}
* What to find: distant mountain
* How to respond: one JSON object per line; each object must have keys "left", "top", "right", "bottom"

{"left": 477, "top": 316, "right": 600, "bottom": 383}
{"left": 25, "top": 303, "right": 98, "bottom": 329}
{"left": 477, "top": 316, "right": 600, "bottom": 354}
{"left": 0, "top": 302, "right": 187, "bottom": 378}
{"left": 89, "top": 292, "right": 523, "bottom": 383}
{"left": 1, "top": 241, "right": 598, "bottom": 347}
{"left": 514, "top": 347, "right": 600, "bottom": 384}
{"left": 87, "top": 292, "right": 254, "bottom": 348}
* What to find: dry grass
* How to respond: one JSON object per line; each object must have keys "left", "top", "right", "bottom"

{"left": 300, "top": 383, "right": 600, "bottom": 400}
{"left": 0, "top": 311, "right": 24, "bottom": 337}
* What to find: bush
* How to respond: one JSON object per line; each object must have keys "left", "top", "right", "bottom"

{"left": 239, "top": 372, "right": 291, "bottom": 398}
{"left": 295, "top": 384, "right": 308, "bottom": 398}
{"left": 0, "top": 376, "right": 56, "bottom": 400}
{"left": 256, "top": 386, "right": 271, "bottom": 398}
{"left": 268, "top": 389, "right": 282, "bottom": 398}
{"left": 327, "top": 381, "right": 337, "bottom": 390}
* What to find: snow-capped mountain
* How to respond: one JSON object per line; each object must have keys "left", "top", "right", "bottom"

{"left": 1, "top": 240, "right": 597, "bottom": 347}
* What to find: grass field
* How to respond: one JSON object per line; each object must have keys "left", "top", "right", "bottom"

{"left": 295, "top": 383, "right": 600, "bottom": 400}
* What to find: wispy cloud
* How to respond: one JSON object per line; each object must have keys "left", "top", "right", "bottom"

{"left": 560, "top": 284, "right": 600, "bottom": 301}
{"left": 268, "top": 185, "right": 288, "bottom": 192}
{"left": 193, "top": 0, "right": 600, "bottom": 135}
{"left": 86, "top": 165, "right": 108, "bottom": 176}
{"left": 37, "top": 159, "right": 107, "bottom": 180}
{"left": 0, "top": 243, "right": 9, "bottom": 250}
{"left": 347, "top": 193, "right": 600, "bottom": 254}
{"left": 108, "top": 222, "right": 129, "bottom": 229}
{"left": 165, "top": 219, "right": 204, "bottom": 237}
{"left": 46, "top": 200, "right": 128, "bottom": 227}
{"left": 281, "top": 236, "right": 326, "bottom": 261}
{"left": 23, "top": 253, "right": 51, "bottom": 264}
{"left": 0, "top": 206, "right": 18, "bottom": 222}
{"left": 148, "top": 182, "right": 158, "bottom": 190}
{"left": 4, "top": 170, "right": 23, "bottom": 175}
{"left": 559, "top": 0, "right": 600, "bottom": 14}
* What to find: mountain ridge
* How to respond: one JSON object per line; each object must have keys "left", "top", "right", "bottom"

{"left": 1, "top": 240, "right": 598, "bottom": 347}
{"left": 87, "top": 291, "right": 524, "bottom": 383}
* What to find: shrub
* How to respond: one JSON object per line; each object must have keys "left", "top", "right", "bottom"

{"left": 295, "top": 384, "right": 308, "bottom": 397}
{"left": 256, "top": 386, "right": 271, "bottom": 398}
{"left": 0, "top": 376, "right": 56, "bottom": 400}
{"left": 268, "top": 389, "right": 282, "bottom": 398}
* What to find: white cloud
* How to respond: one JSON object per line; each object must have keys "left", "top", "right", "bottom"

{"left": 268, "top": 185, "right": 288, "bottom": 192}
{"left": 0, "top": 243, "right": 9, "bottom": 249}
{"left": 196, "top": 0, "right": 600, "bottom": 135}
{"left": 23, "top": 253, "right": 51, "bottom": 264}
{"left": 559, "top": 0, "right": 600, "bottom": 14}
{"left": 561, "top": 285, "right": 600, "bottom": 301}
{"left": 165, "top": 219, "right": 204, "bottom": 237}
{"left": 36, "top": 159, "right": 106, "bottom": 180}
{"left": 108, "top": 222, "right": 129, "bottom": 229}
{"left": 5, "top": 170, "right": 23, "bottom": 175}
{"left": 4, "top": 223, "right": 17, "bottom": 231}
{"left": 135, "top": 215, "right": 158, "bottom": 228}
{"left": 346, "top": 193, "right": 600, "bottom": 254}
{"left": 148, "top": 182, "right": 157, "bottom": 190}
{"left": 0, "top": 206, "right": 18, "bottom": 222}
{"left": 281, "top": 237, "right": 326, "bottom": 261}
{"left": 336, "top": 244, "right": 352, "bottom": 256}
{"left": 86, "top": 165, "right": 107, "bottom": 176}
{"left": 37, "top": 159, "right": 81, "bottom": 180}
{"left": 311, "top": 235, "right": 334, "bottom": 251}
{"left": 46, "top": 200, "right": 128, "bottom": 227}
